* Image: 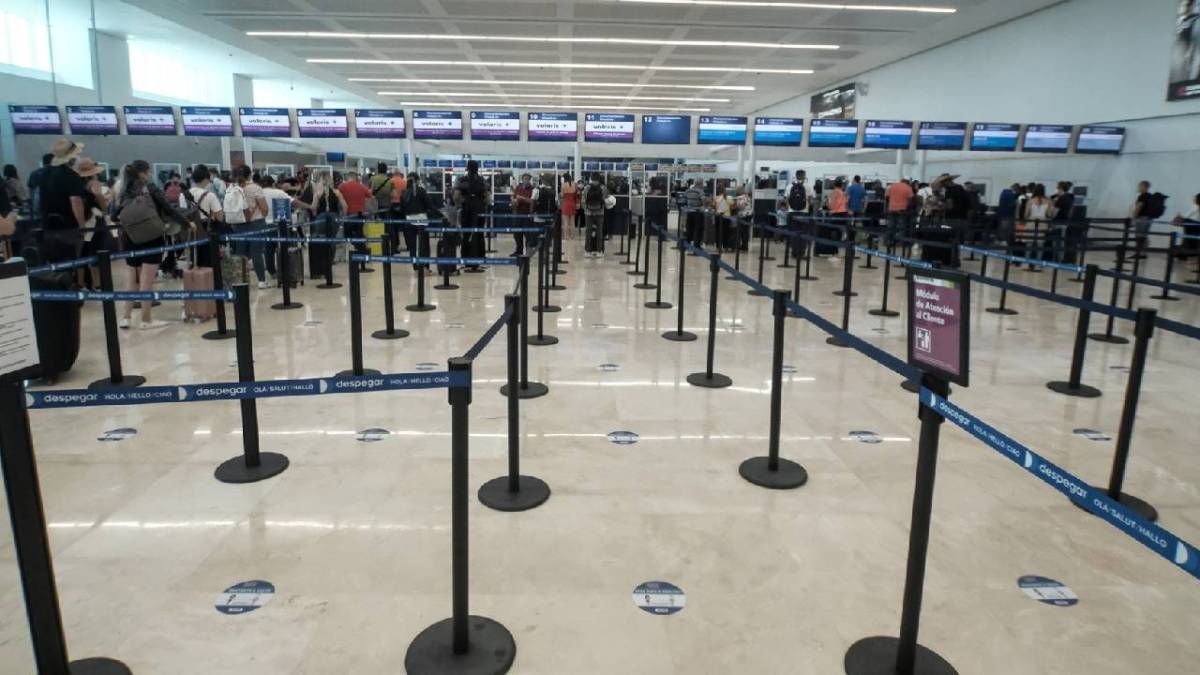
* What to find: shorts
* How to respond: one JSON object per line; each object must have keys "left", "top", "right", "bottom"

{"left": 121, "top": 234, "right": 166, "bottom": 267}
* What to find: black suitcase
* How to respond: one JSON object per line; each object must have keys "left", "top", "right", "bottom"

{"left": 29, "top": 271, "right": 82, "bottom": 381}
{"left": 915, "top": 228, "right": 960, "bottom": 267}
{"left": 814, "top": 224, "right": 842, "bottom": 256}
{"left": 309, "top": 242, "right": 331, "bottom": 279}
{"left": 437, "top": 237, "right": 458, "bottom": 276}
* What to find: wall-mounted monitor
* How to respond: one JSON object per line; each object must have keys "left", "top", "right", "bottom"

{"left": 1022, "top": 124, "right": 1072, "bottom": 153}
{"left": 557, "top": 161, "right": 571, "bottom": 170}
{"left": 481, "top": 159, "right": 497, "bottom": 168}
{"left": 469, "top": 111, "right": 520, "bottom": 141}
{"left": 238, "top": 107, "right": 291, "bottom": 137}
{"left": 584, "top": 113, "right": 635, "bottom": 143}
{"left": 512, "top": 160, "right": 528, "bottom": 169}
{"left": 862, "top": 120, "right": 913, "bottom": 149}
{"left": 916, "top": 121, "right": 967, "bottom": 150}
{"left": 296, "top": 109, "right": 348, "bottom": 138}
{"left": 354, "top": 109, "right": 406, "bottom": 138}
{"left": 807, "top": 119, "right": 859, "bottom": 148}
{"left": 452, "top": 159, "right": 468, "bottom": 168}
{"left": 528, "top": 112, "right": 578, "bottom": 141}
{"left": 697, "top": 116, "right": 747, "bottom": 145}
{"left": 1075, "top": 125, "right": 1125, "bottom": 155}
{"left": 181, "top": 107, "right": 234, "bottom": 137}
{"left": 753, "top": 117, "right": 803, "bottom": 146}
{"left": 969, "top": 123, "right": 1019, "bottom": 152}
{"left": 497, "top": 160, "right": 512, "bottom": 169}
{"left": 9, "top": 105, "right": 62, "bottom": 134}
{"left": 413, "top": 110, "right": 463, "bottom": 140}
{"left": 123, "top": 106, "right": 176, "bottom": 136}
{"left": 584, "top": 161, "right": 601, "bottom": 171}
{"left": 641, "top": 115, "right": 691, "bottom": 144}
{"left": 422, "top": 159, "right": 439, "bottom": 168}
{"left": 66, "top": 106, "right": 118, "bottom": 135}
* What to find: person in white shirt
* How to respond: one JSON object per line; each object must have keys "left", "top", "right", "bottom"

{"left": 1174, "top": 192, "right": 1200, "bottom": 272}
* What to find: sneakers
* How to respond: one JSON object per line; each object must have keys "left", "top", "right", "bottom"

{"left": 138, "top": 319, "right": 170, "bottom": 330}
{"left": 118, "top": 317, "right": 131, "bottom": 329}
{"left": 258, "top": 280, "right": 272, "bottom": 289}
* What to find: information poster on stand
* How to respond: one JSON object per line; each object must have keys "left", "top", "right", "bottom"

{"left": 0, "top": 263, "right": 39, "bottom": 379}
{"left": 181, "top": 107, "right": 233, "bottom": 137}
{"left": 66, "top": 106, "right": 119, "bottom": 135}
{"left": 752, "top": 117, "right": 803, "bottom": 146}
{"left": 354, "top": 109, "right": 406, "bottom": 138}
{"left": 469, "top": 111, "right": 520, "bottom": 141}
{"left": 907, "top": 268, "right": 970, "bottom": 386}
{"left": 8, "top": 105, "right": 62, "bottom": 135}
{"left": 238, "top": 108, "right": 292, "bottom": 137}
{"left": 296, "top": 108, "right": 348, "bottom": 138}
{"left": 528, "top": 112, "right": 578, "bottom": 141}
{"left": 584, "top": 113, "right": 635, "bottom": 143}
{"left": 123, "top": 106, "right": 177, "bottom": 135}
{"left": 413, "top": 110, "right": 463, "bottom": 140}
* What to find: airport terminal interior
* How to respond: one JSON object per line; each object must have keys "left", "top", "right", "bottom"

{"left": 1, "top": 0, "right": 1200, "bottom": 673}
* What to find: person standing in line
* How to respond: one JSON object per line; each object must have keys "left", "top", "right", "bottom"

{"left": 75, "top": 158, "right": 111, "bottom": 290}
{"left": 452, "top": 160, "right": 490, "bottom": 271}
{"left": 115, "top": 160, "right": 190, "bottom": 329}
{"left": 4, "top": 164, "right": 29, "bottom": 208}
{"left": 683, "top": 179, "right": 704, "bottom": 245}
{"left": 529, "top": 174, "right": 556, "bottom": 253}
{"left": 388, "top": 167, "right": 408, "bottom": 217}
{"left": 846, "top": 175, "right": 866, "bottom": 220}
{"left": 1021, "top": 183, "right": 1053, "bottom": 260}
{"left": 1131, "top": 180, "right": 1167, "bottom": 259}
{"left": 0, "top": 179, "right": 15, "bottom": 238}
{"left": 828, "top": 178, "right": 849, "bottom": 218}
{"left": 39, "top": 139, "right": 88, "bottom": 263}
{"left": 1172, "top": 192, "right": 1200, "bottom": 273}
{"left": 338, "top": 171, "right": 373, "bottom": 269}
{"left": 582, "top": 173, "right": 610, "bottom": 258}
{"left": 560, "top": 173, "right": 579, "bottom": 239}
{"left": 885, "top": 178, "right": 914, "bottom": 245}
{"left": 224, "top": 165, "right": 271, "bottom": 289}
{"left": 27, "top": 153, "right": 54, "bottom": 220}
{"left": 512, "top": 172, "right": 534, "bottom": 255}
{"left": 186, "top": 165, "right": 225, "bottom": 269}
{"left": 401, "top": 172, "right": 433, "bottom": 269}
{"left": 1050, "top": 181, "right": 1076, "bottom": 262}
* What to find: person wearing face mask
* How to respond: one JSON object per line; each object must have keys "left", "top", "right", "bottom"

{"left": 512, "top": 172, "right": 534, "bottom": 255}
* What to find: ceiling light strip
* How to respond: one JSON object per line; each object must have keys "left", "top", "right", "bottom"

{"left": 607, "top": 0, "right": 956, "bottom": 13}
{"left": 309, "top": 58, "right": 812, "bottom": 75}
{"left": 398, "top": 101, "right": 711, "bottom": 112}
{"left": 349, "top": 77, "right": 756, "bottom": 91}
{"left": 376, "top": 91, "right": 728, "bottom": 102}
{"left": 248, "top": 31, "right": 838, "bottom": 50}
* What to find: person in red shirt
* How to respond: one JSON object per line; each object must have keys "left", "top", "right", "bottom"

{"left": 338, "top": 172, "right": 374, "bottom": 267}
{"left": 885, "top": 178, "right": 915, "bottom": 244}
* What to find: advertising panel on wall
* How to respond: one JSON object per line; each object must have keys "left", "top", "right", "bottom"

{"left": 969, "top": 123, "right": 1019, "bottom": 151}
{"left": 1169, "top": 2, "right": 1200, "bottom": 100}
{"left": 1022, "top": 124, "right": 1073, "bottom": 153}
{"left": 752, "top": 117, "right": 803, "bottom": 146}
{"left": 123, "top": 106, "right": 176, "bottom": 135}
{"left": 697, "top": 116, "right": 747, "bottom": 144}
{"left": 296, "top": 109, "right": 349, "bottom": 138}
{"left": 641, "top": 115, "right": 691, "bottom": 144}
{"left": 181, "top": 107, "right": 234, "bottom": 136}
{"left": 808, "top": 119, "right": 859, "bottom": 148}
{"left": 66, "top": 106, "right": 119, "bottom": 135}
{"left": 1075, "top": 125, "right": 1125, "bottom": 154}
{"left": 469, "top": 111, "right": 520, "bottom": 140}
{"left": 916, "top": 121, "right": 967, "bottom": 151}
{"left": 809, "top": 84, "right": 856, "bottom": 120}
{"left": 9, "top": 105, "right": 62, "bottom": 134}
{"left": 354, "top": 109, "right": 406, "bottom": 138}
{"left": 238, "top": 107, "right": 292, "bottom": 137}
{"left": 413, "top": 110, "right": 463, "bottom": 140}
{"left": 528, "top": 112, "right": 578, "bottom": 141}
{"left": 584, "top": 113, "right": 635, "bottom": 143}
{"left": 862, "top": 120, "right": 913, "bottom": 149}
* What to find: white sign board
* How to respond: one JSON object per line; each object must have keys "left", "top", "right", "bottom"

{"left": 0, "top": 264, "right": 39, "bottom": 378}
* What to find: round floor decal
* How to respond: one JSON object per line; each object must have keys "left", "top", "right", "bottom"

{"left": 1018, "top": 576, "right": 1078, "bottom": 607}
{"left": 1073, "top": 428, "right": 1112, "bottom": 442}
{"left": 97, "top": 428, "right": 137, "bottom": 442}
{"left": 591, "top": 323, "right": 610, "bottom": 329}
{"left": 608, "top": 431, "right": 639, "bottom": 445}
{"left": 633, "top": 581, "right": 685, "bottom": 615}
{"left": 598, "top": 363, "right": 620, "bottom": 372}
{"left": 357, "top": 428, "right": 391, "bottom": 442}
{"left": 847, "top": 430, "right": 883, "bottom": 444}
{"left": 781, "top": 365, "right": 798, "bottom": 374}
{"left": 415, "top": 362, "right": 438, "bottom": 371}
{"left": 446, "top": 322, "right": 465, "bottom": 329}
{"left": 215, "top": 580, "right": 275, "bottom": 615}
{"left": 303, "top": 320, "right": 323, "bottom": 327}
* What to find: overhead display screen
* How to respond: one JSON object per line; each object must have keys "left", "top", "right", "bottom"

{"left": 123, "top": 106, "right": 176, "bottom": 136}
{"left": 969, "top": 123, "right": 1019, "bottom": 151}
{"left": 296, "top": 108, "right": 348, "bottom": 138}
{"left": 641, "top": 115, "right": 691, "bottom": 144}
{"left": 916, "top": 121, "right": 967, "bottom": 150}
{"left": 807, "top": 118, "right": 858, "bottom": 148}
{"left": 584, "top": 113, "right": 635, "bottom": 143}
{"left": 753, "top": 117, "right": 803, "bottom": 146}
{"left": 354, "top": 109, "right": 406, "bottom": 138}
{"left": 1023, "top": 124, "right": 1072, "bottom": 153}
{"left": 469, "top": 111, "right": 520, "bottom": 141}
{"left": 697, "top": 116, "right": 747, "bottom": 145}
{"left": 238, "top": 107, "right": 291, "bottom": 137}
{"left": 413, "top": 110, "right": 463, "bottom": 140}
{"left": 1076, "top": 126, "right": 1125, "bottom": 155}
{"left": 862, "top": 120, "right": 913, "bottom": 149}
{"left": 66, "top": 106, "right": 118, "bottom": 135}
{"left": 528, "top": 112, "right": 578, "bottom": 141}
{"left": 181, "top": 107, "right": 233, "bottom": 137}
{"left": 9, "top": 105, "right": 62, "bottom": 134}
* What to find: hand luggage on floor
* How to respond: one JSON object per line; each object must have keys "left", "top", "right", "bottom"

{"left": 309, "top": 242, "right": 331, "bottom": 279}
{"left": 814, "top": 224, "right": 842, "bottom": 256}
{"left": 437, "top": 237, "right": 458, "bottom": 275}
{"left": 460, "top": 232, "right": 485, "bottom": 260}
{"left": 914, "top": 227, "right": 960, "bottom": 267}
{"left": 183, "top": 267, "right": 216, "bottom": 322}
{"left": 220, "top": 253, "right": 249, "bottom": 289}
{"left": 286, "top": 247, "right": 304, "bottom": 286}
{"left": 29, "top": 270, "right": 81, "bottom": 381}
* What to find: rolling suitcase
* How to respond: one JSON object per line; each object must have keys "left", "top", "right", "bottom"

{"left": 287, "top": 247, "right": 304, "bottom": 286}
{"left": 29, "top": 270, "right": 81, "bottom": 382}
{"left": 437, "top": 236, "right": 458, "bottom": 276}
{"left": 220, "top": 253, "right": 249, "bottom": 289}
{"left": 183, "top": 267, "right": 216, "bottom": 322}
{"left": 309, "top": 242, "right": 331, "bottom": 280}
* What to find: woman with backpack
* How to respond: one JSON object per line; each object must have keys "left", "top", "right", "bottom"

{"left": 223, "top": 165, "right": 271, "bottom": 289}
{"left": 401, "top": 172, "right": 433, "bottom": 269}
{"left": 115, "top": 160, "right": 190, "bottom": 329}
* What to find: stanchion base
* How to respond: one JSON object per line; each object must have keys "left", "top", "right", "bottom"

{"left": 985, "top": 307, "right": 1018, "bottom": 315}
{"left": 777, "top": 262, "right": 795, "bottom": 269}
{"left": 478, "top": 475, "right": 551, "bottom": 512}
{"left": 1046, "top": 381, "right": 1102, "bottom": 398}
{"left": 663, "top": 331, "right": 698, "bottom": 342}
{"left": 214, "top": 452, "right": 289, "bottom": 484}
{"left": 405, "top": 616, "right": 515, "bottom": 675}
{"left": 634, "top": 283, "right": 658, "bottom": 290}
{"left": 1149, "top": 295, "right": 1180, "bottom": 301}
{"left": 762, "top": 256, "right": 776, "bottom": 262}
{"left": 799, "top": 275, "right": 819, "bottom": 281}
{"left": 1087, "top": 333, "right": 1130, "bottom": 345}
{"left": 844, "top": 636, "right": 959, "bottom": 675}
{"left": 614, "top": 250, "right": 629, "bottom": 257}
{"left": 359, "top": 267, "right": 376, "bottom": 274}
{"left": 687, "top": 372, "right": 732, "bottom": 389}
{"left": 464, "top": 268, "right": 487, "bottom": 274}
{"left": 406, "top": 303, "right": 437, "bottom": 312}
{"left": 868, "top": 309, "right": 900, "bottom": 317}
{"left": 270, "top": 302, "right": 304, "bottom": 310}
{"left": 336, "top": 369, "right": 383, "bottom": 378}
{"left": 69, "top": 657, "right": 134, "bottom": 675}
{"left": 859, "top": 264, "right": 877, "bottom": 270}
{"left": 747, "top": 289, "right": 768, "bottom": 297}
{"left": 88, "top": 375, "right": 146, "bottom": 391}
{"left": 548, "top": 284, "right": 567, "bottom": 291}
{"left": 533, "top": 304, "right": 562, "bottom": 313}
{"left": 435, "top": 283, "right": 460, "bottom": 290}
{"left": 500, "top": 382, "right": 549, "bottom": 399}
{"left": 620, "top": 260, "right": 636, "bottom": 266}
{"left": 739, "top": 456, "right": 807, "bottom": 490}
{"left": 826, "top": 336, "right": 851, "bottom": 348}
{"left": 316, "top": 282, "right": 343, "bottom": 289}
{"left": 627, "top": 270, "right": 643, "bottom": 276}
{"left": 372, "top": 329, "right": 410, "bottom": 340}
{"left": 833, "top": 291, "right": 859, "bottom": 298}
{"left": 201, "top": 328, "right": 237, "bottom": 341}
{"left": 645, "top": 301, "right": 673, "bottom": 309}
{"left": 1075, "top": 489, "right": 1158, "bottom": 522}
{"left": 901, "top": 379, "right": 920, "bottom": 393}
{"left": 527, "top": 335, "right": 559, "bottom": 346}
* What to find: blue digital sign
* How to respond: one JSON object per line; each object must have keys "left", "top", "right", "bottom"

{"left": 1023, "top": 125, "right": 1073, "bottom": 153}
{"left": 697, "top": 116, "right": 747, "bottom": 145}
{"left": 1075, "top": 126, "right": 1125, "bottom": 155}
{"left": 808, "top": 119, "right": 858, "bottom": 148}
{"left": 641, "top": 115, "right": 691, "bottom": 144}
{"left": 862, "top": 120, "right": 913, "bottom": 149}
{"left": 969, "top": 123, "right": 1020, "bottom": 152}
{"left": 917, "top": 121, "right": 967, "bottom": 150}
{"left": 753, "top": 117, "right": 803, "bottom": 146}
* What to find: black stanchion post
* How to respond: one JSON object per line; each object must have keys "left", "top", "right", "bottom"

{"left": 739, "top": 290, "right": 808, "bottom": 489}
{"left": 1047, "top": 265, "right": 1102, "bottom": 398}
{"left": 870, "top": 256, "right": 900, "bottom": 318}
{"left": 663, "top": 240, "right": 697, "bottom": 342}
{"left": 550, "top": 220, "right": 567, "bottom": 289}
{"left": 778, "top": 221, "right": 794, "bottom": 269}
{"left": 215, "top": 285, "right": 289, "bottom": 483}
{"left": 407, "top": 256, "right": 437, "bottom": 312}
{"left": 628, "top": 216, "right": 643, "bottom": 275}
{"left": 688, "top": 253, "right": 732, "bottom": 388}
{"left": 1071, "top": 222, "right": 1089, "bottom": 283}
{"left": 615, "top": 213, "right": 628, "bottom": 257}
{"left": 373, "top": 233, "right": 409, "bottom": 340}
{"left": 1089, "top": 226, "right": 1130, "bottom": 344}
{"left": 826, "top": 244, "right": 857, "bottom": 348}
{"left": 801, "top": 224, "right": 818, "bottom": 281}
{"left": 635, "top": 223, "right": 656, "bottom": 289}
{"left": 749, "top": 224, "right": 768, "bottom": 296}
{"left": 728, "top": 217, "right": 743, "bottom": 281}
{"left": 529, "top": 236, "right": 559, "bottom": 347}
{"left": 337, "top": 261, "right": 382, "bottom": 378}
{"left": 644, "top": 227, "right": 670, "bottom": 305}
{"left": 435, "top": 254, "right": 460, "bottom": 290}
{"left": 985, "top": 258, "right": 1019, "bottom": 315}
{"left": 1150, "top": 231, "right": 1179, "bottom": 301}
{"left": 479, "top": 294, "right": 552, "bottom": 512}
{"left": 501, "top": 256, "right": 548, "bottom": 400}
{"left": 860, "top": 230, "right": 877, "bottom": 269}
{"left": 271, "top": 221, "right": 302, "bottom": 310}
{"left": 317, "top": 234, "right": 340, "bottom": 289}
{"left": 621, "top": 213, "right": 636, "bottom": 265}
{"left": 88, "top": 250, "right": 146, "bottom": 390}
{"left": 845, "top": 373, "right": 959, "bottom": 675}
{"left": 407, "top": 357, "right": 515, "bottom": 674}
{"left": 1027, "top": 222, "right": 1043, "bottom": 272}
{"left": 202, "top": 232, "right": 236, "bottom": 340}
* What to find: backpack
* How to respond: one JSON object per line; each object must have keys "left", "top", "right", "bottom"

{"left": 223, "top": 185, "right": 247, "bottom": 224}
{"left": 1144, "top": 192, "right": 1167, "bottom": 219}
{"left": 461, "top": 175, "right": 487, "bottom": 211}
{"left": 535, "top": 186, "right": 555, "bottom": 214}
{"left": 585, "top": 183, "right": 604, "bottom": 211}
{"left": 119, "top": 187, "right": 167, "bottom": 244}
{"left": 787, "top": 182, "right": 807, "bottom": 211}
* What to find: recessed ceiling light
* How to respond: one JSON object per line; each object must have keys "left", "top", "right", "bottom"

{"left": 606, "top": 0, "right": 956, "bottom": 12}
{"left": 398, "top": 101, "right": 711, "bottom": 112}
{"left": 350, "top": 77, "right": 756, "bottom": 91}
{"left": 248, "top": 31, "right": 838, "bottom": 50}
{"left": 309, "top": 59, "right": 813, "bottom": 75}
{"left": 377, "top": 91, "right": 729, "bottom": 102}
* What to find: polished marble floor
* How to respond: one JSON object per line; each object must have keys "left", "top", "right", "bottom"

{"left": 3, "top": 217, "right": 1200, "bottom": 674}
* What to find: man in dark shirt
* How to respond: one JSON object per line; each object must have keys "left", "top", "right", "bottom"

{"left": 942, "top": 175, "right": 971, "bottom": 220}
{"left": 39, "top": 139, "right": 87, "bottom": 262}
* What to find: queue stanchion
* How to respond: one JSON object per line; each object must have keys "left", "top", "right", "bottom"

{"left": 749, "top": 223, "right": 768, "bottom": 297}
{"left": 800, "top": 223, "right": 818, "bottom": 281}
{"left": 687, "top": 253, "right": 732, "bottom": 388}
{"left": 628, "top": 216, "right": 644, "bottom": 276}
{"left": 832, "top": 237, "right": 859, "bottom": 298}
{"left": 739, "top": 290, "right": 808, "bottom": 490}
{"left": 479, "top": 294, "right": 552, "bottom": 512}
{"left": 549, "top": 223, "right": 566, "bottom": 290}
{"left": 634, "top": 223, "right": 656, "bottom": 289}
{"left": 500, "top": 256, "right": 549, "bottom": 400}
{"left": 1150, "top": 231, "right": 1180, "bottom": 301}
{"left": 316, "top": 234, "right": 341, "bottom": 290}
{"left": 826, "top": 243, "right": 856, "bottom": 348}
{"left": 435, "top": 255, "right": 460, "bottom": 291}
{"left": 615, "top": 213, "right": 628, "bottom": 258}
{"left": 984, "top": 256, "right": 1018, "bottom": 316}
{"left": 372, "top": 234, "right": 409, "bottom": 341}
{"left": 1089, "top": 226, "right": 1130, "bottom": 344}
{"left": 336, "top": 261, "right": 382, "bottom": 378}
{"left": 215, "top": 285, "right": 290, "bottom": 484}
{"left": 1047, "top": 265, "right": 1102, "bottom": 398}
{"left": 202, "top": 232, "right": 236, "bottom": 341}
{"left": 406, "top": 259, "right": 437, "bottom": 313}
{"left": 88, "top": 250, "right": 146, "bottom": 391}
{"left": 663, "top": 240, "right": 698, "bottom": 342}
{"left": 860, "top": 231, "right": 878, "bottom": 269}
{"left": 1125, "top": 248, "right": 1143, "bottom": 310}
{"left": 621, "top": 213, "right": 636, "bottom": 265}
{"left": 644, "top": 226, "right": 671, "bottom": 308}
{"left": 1070, "top": 223, "right": 1089, "bottom": 283}
{"left": 778, "top": 221, "right": 794, "bottom": 269}
{"left": 845, "top": 372, "right": 958, "bottom": 675}
{"left": 728, "top": 218, "right": 743, "bottom": 281}
{"left": 271, "top": 221, "right": 303, "bottom": 311}
{"left": 1027, "top": 222, "right": 1043, "bottom": 272}
{"left": 762, "top": 225, "right": 775, "bottom": 261}
{"left": 0, "top": 376, "right": 134, "bottom": 675}
{"left": 406, "top": 357, "right": 516, "bottom": 675}
{"left": 529, "top": 236, "right": 559, "bottom": 347}
{"left": 869, "top": 253, "right": 900, "bottom": 318}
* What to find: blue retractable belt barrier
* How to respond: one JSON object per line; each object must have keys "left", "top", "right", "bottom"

{"left": 960, "top": 245, "right": 1085, "bottom": 273}
{"left": 338, "top": 217, "right": 446, "bottom": 226}
{"left": 25, "top": 370, "right": 469, "bottom": 410}
{"left": 761, "top": 222, "right": 849, "bottom": 250}
{"left": 854, "top": 246, "right": 933, "bottom": 269}
{"left": 425, "top": 226, "right": 544, "bottom": 234}
{"left": 968, "top": 272, "right": 1141, "bottom": 321}
{"left": 27, "top": 256, "right": 99, "bottom": 274}
{"left": 30, "top": 289, "right": 234, "bottom": 302}
{"left": 110, "top": 240, "right": 205, "bottom": 260}
{"left": 219, "top": 236, "right": 374, "bottom": 245}
{"left": 920, "top": 387, "right": 1200, "bottom": 582}
{"left": 1095, "top": 268, "right": 1200, "bottom": 298}
{"left": 222, "top": 226, "right": 282, "bottom": 241}
{"left": 1154, "top": 315, "right": 1200, "bottom": 341}
{"left": 464, "top": 305, "right": 515, "bottom": 361}
{"left": 351, "top": 254, "right": 520, "bottom": 266}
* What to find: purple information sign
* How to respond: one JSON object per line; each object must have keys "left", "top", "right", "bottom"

{"left": 908, "top": 269, "right": 970, "bottom": 386}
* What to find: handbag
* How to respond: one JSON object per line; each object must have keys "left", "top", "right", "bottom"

{"left": 120, "top": 188, "right": 167, "bottom": 244}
